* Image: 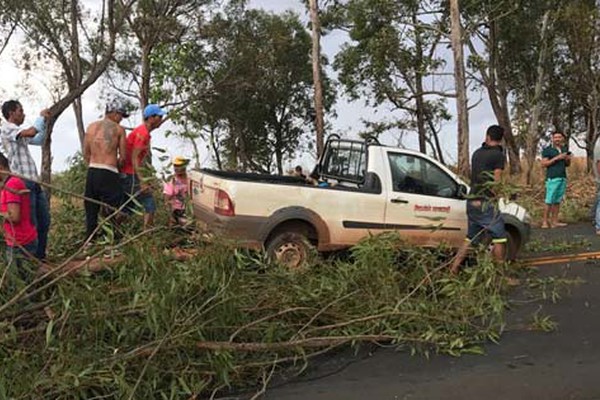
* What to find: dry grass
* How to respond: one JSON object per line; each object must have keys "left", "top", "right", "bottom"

{"left": 515, "top": 157, "right": 595, "bottom": 226}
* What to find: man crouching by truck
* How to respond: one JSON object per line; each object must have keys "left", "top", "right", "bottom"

{"left": 450, "top": 125, "right": 507, "bottom": 274}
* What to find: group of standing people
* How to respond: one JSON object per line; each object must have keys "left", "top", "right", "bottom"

{"left": 0, "top": 99, "right": 191, "bottom": 270}
{"left": 83, "top": 101, "right": 167, "bottom": 241}
{"left": 83, "top": 100, "right": 191, "bottom": 244}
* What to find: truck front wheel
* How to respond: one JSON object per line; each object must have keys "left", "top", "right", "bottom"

{"left": 266, "top": 232, "right": 314, "bottom": 269}
{"left": 505, "top": 227, "right": 521, "bottom": 261}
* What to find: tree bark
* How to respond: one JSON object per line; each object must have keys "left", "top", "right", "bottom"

{"left": 427, "top": 119, "right": 446, "bottom": 165}
{"left": 309, "top": 0, "right": 325, "bottom": 158}
{"left": 70, "top": 0, "right": 85, "bottom": 149}
{"left": 73, "top": 96, "right": 86, "bottom": 148}
{"left": 209, "top": 125, "right": 222, "bottom": 170}
{"left": 586, "top": 102, "right": 599, "bottom": 172}
{"left": 274, "top": 128, "right": 283, "bottom": 175}
{"left": 41, "top": 119, "right": 55, "bottom": 195}
{"left": 449, "top": 0, "right": 470, "bottom": 178}
{"left": 140, "top": 42, "right": 152, "bottom": 109}
{"left": 413, "top": 15, "right": 427, "bottom": 154}
{"left": 525, "top": 11, "right": 551, "bottom": 185}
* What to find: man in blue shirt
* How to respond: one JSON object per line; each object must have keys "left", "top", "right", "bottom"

{"left": 541, "top": 132, "right": 571, "bottom": 229}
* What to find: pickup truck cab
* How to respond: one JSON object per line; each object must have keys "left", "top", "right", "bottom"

{"left": 190, "top": 136, "right": 531, "bottom": 268}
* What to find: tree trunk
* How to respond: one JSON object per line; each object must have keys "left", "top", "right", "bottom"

{"left": 449, "top": 0, "right": 470, "bottom": 178}
{"left": 41, "top": 119, "right": 55, "bottom": 195}
{"left": 309, "top": 0, "right": 325, "bottom": 158}
{"left": 209, "top": 126, "right": 222, "bottom": 170}
{"left": 274, "top": 129, "right": 284, "bottom": 175}
{"left": 73, "top": 96, "right": 86, "bottom": 148}
{"left": 427, "top": 119, "right": 446, "bottom": 165}
{"left": 140, "top": 42, "right": 152, "bottom": 109}
{"left": 498, "top": 104, "right": 521, "bottom": 175}
{"left": 70, "top": 0, "right": 84, "bottom": 148}
{"left": 525, "top": 11, "right": 551, "bottom": 185}
{"left": 413, "top": 17, "right": 427, "bottom": 154}
{"left": 468, "top": 19, "right": 521, "bottom": 175}
{"left": 587, "top": 102, "right": 599, "bottom": 173}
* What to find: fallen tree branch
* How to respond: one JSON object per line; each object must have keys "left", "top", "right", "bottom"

{"left": 196, "top": 335, "right": 414, "bottom": 352}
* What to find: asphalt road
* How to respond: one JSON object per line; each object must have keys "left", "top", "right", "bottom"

{"left": 263, "top": 223, "right": 600, "bottom": 400}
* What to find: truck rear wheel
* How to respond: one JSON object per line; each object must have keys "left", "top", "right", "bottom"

{"left": 266, "top": 231, "right": 314, "bottom": 269}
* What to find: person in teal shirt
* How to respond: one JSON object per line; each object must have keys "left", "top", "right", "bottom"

{"left": 541, "top": 132, "right": 571, "bottom": 228}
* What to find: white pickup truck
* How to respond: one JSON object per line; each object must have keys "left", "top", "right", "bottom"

{"left": 189, "top": 136, "right": 531, "bottom": 268}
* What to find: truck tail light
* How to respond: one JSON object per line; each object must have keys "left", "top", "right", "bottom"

{"left": 214, "top": 189, "right": 235, "bottom": 216}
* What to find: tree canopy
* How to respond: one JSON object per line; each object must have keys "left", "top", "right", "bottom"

{"left": 0, "top": 0, "right": 599, "bottom": 177}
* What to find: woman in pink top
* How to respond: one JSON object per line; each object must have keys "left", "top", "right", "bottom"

{"left": 163, "top": 156, "right": 190, "bottom": 226}
{"left": 0, "top": 152, "right": 38, "bottom": 273}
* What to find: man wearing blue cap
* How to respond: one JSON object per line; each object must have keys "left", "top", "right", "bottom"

{"left": 120, "top": 104, "right": 166, "bottom": 229}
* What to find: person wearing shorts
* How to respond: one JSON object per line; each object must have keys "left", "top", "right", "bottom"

{"left": 120, "top": 104, "right": 166, "bottom": 229}
{"left": 450, "top": 125, "right": 506, "bottom": 274}
{"left": 541, "top": 132, "right": 571, "bottom": 229}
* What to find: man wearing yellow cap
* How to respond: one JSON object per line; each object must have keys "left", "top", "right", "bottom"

{"left": 163, "top": 156, "right": 190, "bottom": 226}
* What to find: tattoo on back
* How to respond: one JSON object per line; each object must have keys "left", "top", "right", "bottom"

{"left": 100, "top": 120, "right": 117, "bottom": 145}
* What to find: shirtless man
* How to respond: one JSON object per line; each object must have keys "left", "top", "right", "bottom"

{"left": 83, "top": 101, "right": 128, "bottom": 241}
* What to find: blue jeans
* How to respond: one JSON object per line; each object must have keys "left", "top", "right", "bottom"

{"left": 121, "top": 173, "right": 156, "bottom": 214}
{"left": 25, "top": 181, "right": 50, "bottom": 259}
{"left": 6, "top": 239, "right": 38, "bottom": 281}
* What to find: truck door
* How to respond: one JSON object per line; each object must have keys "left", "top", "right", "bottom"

{"left": 384, "top": 152, "right": 467, "bottom": 247}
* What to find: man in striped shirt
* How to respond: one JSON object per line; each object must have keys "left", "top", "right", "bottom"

{"left": 1, "top": 100, "right": 51, "bottom": 260}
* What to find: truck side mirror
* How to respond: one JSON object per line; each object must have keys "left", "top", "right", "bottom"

{"left": 457, "top": 184, "right": 468, "bottom": 199}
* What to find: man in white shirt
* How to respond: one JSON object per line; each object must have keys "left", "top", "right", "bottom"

{"left": 1, "top": 100, "right": 51, "bottom": 260}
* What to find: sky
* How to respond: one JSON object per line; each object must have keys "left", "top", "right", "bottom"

{"left": 0, "top": 0, "right": 499, "bottom": 174}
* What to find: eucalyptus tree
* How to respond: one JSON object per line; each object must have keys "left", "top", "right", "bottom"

{"left": 332, "top": 0, "right": 453, "bottom": 162}
{"left": 449, "top": 0, "right": 470, "bottom": 176}
{"left": 105, "top": 0, "right": 212, "bottom": 111}
{"left": 553, "top": 0, "right": 600, "bottom": 170}
{"left": 153, "top": 7, "right": 333, "bottom": 173}
{"left": 460, "top": 0, "right": 561, "bottom": 175}
{"left": 308, "top": 0, "right": 326, "bottom": 157}
{"left": 0, "top": 0, "right": 135, "bottom": 184}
